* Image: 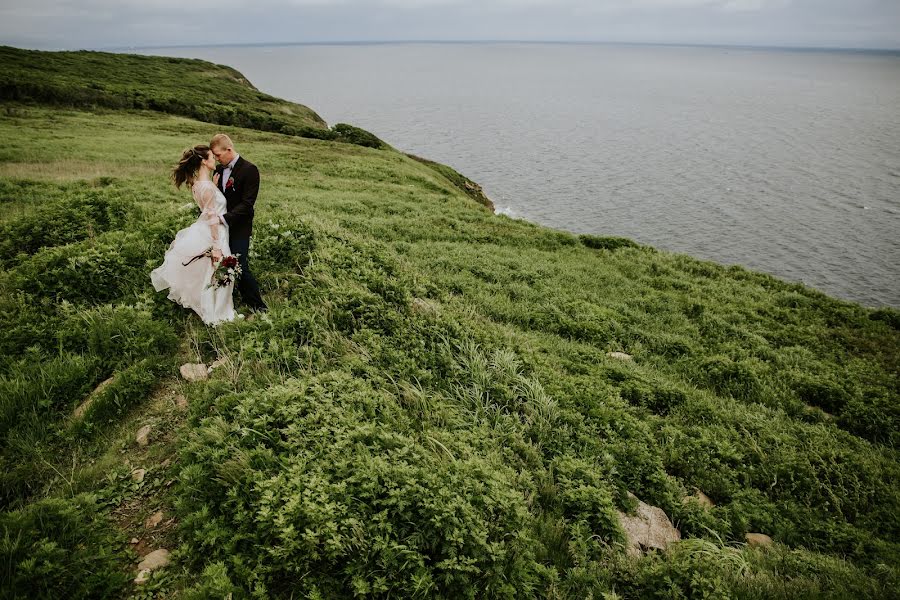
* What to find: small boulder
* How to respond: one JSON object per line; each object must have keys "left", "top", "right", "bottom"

{"left": 135, "top": 425, "right": 152, "bottom": 447}
{"left": 131, "top": 468, "right": 146, "bottom": 483}
{"left": 607, "top": 351, "right": 633, "bottom": 362}
{"left": 618, "top": 494, "right": 680, "bottom": 556}
{"left": 134, "top": 548, "right": 170, "bottom": 584}
{"left": 130, "top": 537, "right": 139, "bottom": 545}
{"left": 137, "top": 548, "right": 170, "bottom": 571}
{"left": 145, "top": 510, "right": 164, "bottom": 529}
{"left": 685, "top": 489, "right": 715, "bottom": 509}
{"left": 179, "top": 363, "right": 208, "bottom": 382}
{"left": 745, "top": 533, "right": 774, "bottom": 548}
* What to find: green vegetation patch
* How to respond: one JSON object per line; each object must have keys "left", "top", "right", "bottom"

{"left": 0, "top": 63, "right": 898, "bottom": 598}
{"left": 0, "top": 46, "right": 386, "bottom": 149}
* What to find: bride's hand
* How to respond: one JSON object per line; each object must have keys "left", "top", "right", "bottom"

{"left": 213, "top": 173, "right": 220, "bottom": 186}
{"left": 211, "top": 248, "right": 223, "bottom": 262}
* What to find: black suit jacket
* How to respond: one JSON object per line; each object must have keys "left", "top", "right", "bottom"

{"left": 215, "top": 156, "right": 260, "bottom": 240}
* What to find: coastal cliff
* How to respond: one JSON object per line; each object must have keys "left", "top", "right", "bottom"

{"left": 1, "top": 46, "right": 898, "bottom": 599}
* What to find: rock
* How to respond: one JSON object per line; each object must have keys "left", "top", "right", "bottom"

{"left": 134, "top": 569, "right": 151, "bottom": 585}
{"left": 145, "top": 510, "right": 164, "bottom": 529}
{"left": 175, "top": 394, "right": 188, "bottom": 410}
{"left": 607, "top": 351, "right": 633, "bottom": 362}
{"left": 179, "top": 363, "right": 208, "bottom": 382}
{"left": 130, "top": 537, "right": 139, "bottom": 544}
{"left": 208, "top": 357, "right": 228, "bottom": 373}
{"left": 72, "top": 377, "right": 114, "bottom": 420}
{"left": 745, "top": 533, "right": 774, "bottom": 548}
{"left": 137, "top": 548, "right": 171, "bottom": 572}
{"left": 687, "top": 489, "right": 715, "bottom": 509}
{"left": 617, "top": 494, "right": 681, "bottom": 556}
{"left": 135, "top": 425, "right": 152, "bottom": 447}
{"left": 134, "top": 549, "right": 171, "bottom": 584}
{"left": 131, "top": 468, "right": 146, "bottom": 483}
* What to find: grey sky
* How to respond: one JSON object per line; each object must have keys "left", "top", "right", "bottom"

{"left": 1, "top": 0, "right": 898, "bottom": 50}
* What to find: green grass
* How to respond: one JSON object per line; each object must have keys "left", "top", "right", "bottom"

{"left": 0, "top": 46, "right": 387, "bottom": 148}
{"left": 0, "top": 49, "right": 898, "bottom": 599}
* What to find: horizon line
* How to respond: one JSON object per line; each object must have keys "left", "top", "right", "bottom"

{"left": 88, "top": 39, "right": 900, "bottom": 54}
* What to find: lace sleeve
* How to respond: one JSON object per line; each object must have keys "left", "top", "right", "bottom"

{"left": 197, "top": 183, "right": 221, "bottom": 250}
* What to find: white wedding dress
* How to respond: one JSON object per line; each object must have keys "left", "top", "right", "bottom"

{"left": 151, "top": 179, "right": 237, "bottom": 325}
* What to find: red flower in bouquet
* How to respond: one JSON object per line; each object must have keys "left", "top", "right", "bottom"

{"left": 209, "top": 253, "right": 242, "bottom": 289}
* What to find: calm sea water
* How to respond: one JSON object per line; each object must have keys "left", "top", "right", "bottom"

{"left": 146, "top": 43, "right": 900, "bottom": 307}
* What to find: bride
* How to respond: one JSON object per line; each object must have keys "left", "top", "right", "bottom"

{"left": 151, "top": 145, "right": 238, "bottom": 325}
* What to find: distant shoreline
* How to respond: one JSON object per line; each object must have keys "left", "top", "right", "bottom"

{"left": 90, "top": 40, "right": 900, "bottom": 56}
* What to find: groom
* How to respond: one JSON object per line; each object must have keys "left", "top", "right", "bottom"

{"left": 210, "top": 133, "right": 267, "bottom": 313}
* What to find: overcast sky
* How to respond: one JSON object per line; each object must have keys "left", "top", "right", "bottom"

{"left": 1, "top": 0, "right": 898, "bottom": 50}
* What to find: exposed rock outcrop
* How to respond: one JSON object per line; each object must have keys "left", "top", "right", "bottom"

{"left": 617, "top": 494, "right": 681, "bottom": 556}
{"left": 179, "top": 363, "right": 207, "bottom": 382}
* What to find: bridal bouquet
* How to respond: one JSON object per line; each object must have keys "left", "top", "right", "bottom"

{"left": 182, "top": 247, "right": 242, "bottom": 288}
{"left": 209, "top": 254, "right": 242, "bottom": 289}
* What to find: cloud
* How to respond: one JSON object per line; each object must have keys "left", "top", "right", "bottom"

{"left": 0, "top": 0, "right": 897, "bottom": 49}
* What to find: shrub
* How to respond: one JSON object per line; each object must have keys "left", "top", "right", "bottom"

{"left": 697, "top": 355, "right": 765, "bottom": 403}
{"left": 0, "top": 292, "right": 66, "bottom": 374}
{"left": 56, "top": 304, "right": 178, "bottom": 373}
{"left": 870, "top": 307, "right": 900, "bottom": 331}
{"left": 13, "top": 232, "right": 152, "bottom": 304}
{"left": 620, "top": 380, "right": 688, "bottom": 416}
{"left": 251, "top": 219, "right": 316, "bottom": 274}
{"left": 0, "top": 353, "right": 95, "bottom": 445}
{"left": 579, "top": 235, "right": 641, "bottom": 252}
{"left": 0, "top": 191, "right": 129, "bottom": 267}
{"left": 551, "top": 455, "right": 622, "bottom": 546}
{"left": 177, "top": 374, "right": 542, "bottom": 598}
{"left": 69, "top": 357, "right": 163, "bottom": 436}
{"left": 793, "top": 372, "right": 851, "bottom": 414}
{"left": 0, "top": 494, "right": 129, "bottom": 599}
{"left": 0, "top": 353, "right": 97, "bottom": 507}
{"left": 619, "top": 538, "right": 747, "bottom": 600}
{"left": 332, "top": 123, "right": 384, "bottom": 148}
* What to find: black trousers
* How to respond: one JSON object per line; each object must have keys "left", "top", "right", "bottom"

{"left": 229, "top": 236, "right": 267, "bottom": 311}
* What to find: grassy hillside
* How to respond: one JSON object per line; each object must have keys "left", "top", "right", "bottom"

{"left": 0, "top": 46, "right": 385, "bottom": 148}
{"left": 1, "top": 49, "right": 898, "bottom": 599}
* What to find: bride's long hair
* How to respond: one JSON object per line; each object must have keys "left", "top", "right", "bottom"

{"left": 173, "top": 144, "right": 211, "bottom": 188}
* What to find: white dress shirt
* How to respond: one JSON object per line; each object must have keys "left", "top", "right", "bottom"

{"left": 222, "top": 154, "right": 240, "bottom": 191}
{"left": 219, "top": 154, "right": 240, "bottom": 226}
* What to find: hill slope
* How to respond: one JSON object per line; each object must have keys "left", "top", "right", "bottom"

{"left": 0, "top": 49, "right": 898, "bottom": 599}
{"left": 0, "top": 45, "right": 386, "bottom": 148}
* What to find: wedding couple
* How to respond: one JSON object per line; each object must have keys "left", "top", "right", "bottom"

{"left": 151, "top": 134, "right": 267, "bottom": 324}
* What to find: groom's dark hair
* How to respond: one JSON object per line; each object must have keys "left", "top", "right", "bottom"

{"left": 173, "top": 145, "right": 211, "bottom": 188}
